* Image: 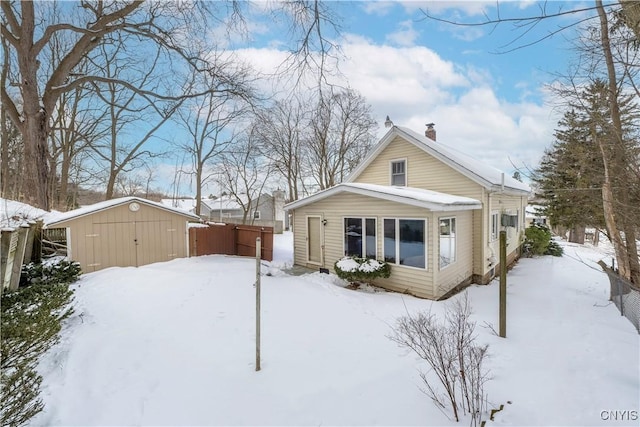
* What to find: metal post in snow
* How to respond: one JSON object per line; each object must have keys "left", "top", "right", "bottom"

{"left": 255, "top": 237, "right": 261, "bottom": 371}
{"left": 499, "top": 230, "right": 507, "bottom": 338}
{"left": 618, "top": 278, "right": 624, "bottom": 317}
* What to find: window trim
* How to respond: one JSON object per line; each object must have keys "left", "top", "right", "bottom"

{"left": 389, "top": 158, "right": 407, "bottom": 186}
{"left": 253, "top": 210, "right": 261, "bottom": 220}
{"left": 490, "top": 211, "right": 499, "bottom": 241}
{"left": 383, "top": 217, "right": 428, "bottom": 270}
{"left": 439, "top": 216, "right": 457, "bottom": 270}
{"left": 343, "top": 216, "right": 377, "bottom": 259}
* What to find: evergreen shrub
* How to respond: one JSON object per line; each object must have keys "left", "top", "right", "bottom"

{"left": 523, "top": 224, "right": 563, "bottom": 257}
{"left": 334, "top": 257, "right": 391, "bottom": 283}
{"left": 20, "top": 259, "right": 81, "bottom": 287}
{"left": 2, "top": 259, "right": 78, "bottom": 426}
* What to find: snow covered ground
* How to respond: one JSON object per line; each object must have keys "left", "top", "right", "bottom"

{"left": 32, "top": 232, "right": 639, "bottom": 426}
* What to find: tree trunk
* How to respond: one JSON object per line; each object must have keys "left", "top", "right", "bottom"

{"left": 195, "top": 164, "right": 203, "bottom": 216}
{"left": 569, "top": 226, "right": 586, "bottom": 244}
{"left": 22, "top": 112, "right": 50, "bottom": 210}
{"left": 16, "top": 2, "right": 50, "bottom": 210}
{"left": 596, "top": 0, "right": 640, "bottom": 284}
{"left": 59, "top": 148, "right": 71, "bottom": 210}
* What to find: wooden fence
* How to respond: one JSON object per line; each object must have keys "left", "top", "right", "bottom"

{"left": 1, "top": 221, "right": 42, "bottom": 293}
{"left": 189, "top": 223, "right": 273, "bottom": 261}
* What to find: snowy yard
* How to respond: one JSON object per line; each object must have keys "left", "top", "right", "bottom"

{"left": 33, "top": 232, "right": 639, "bottom": 426}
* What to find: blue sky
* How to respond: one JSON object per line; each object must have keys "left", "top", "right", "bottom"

{"left": 158, "top": 1, "right": 609, "bottom": 197}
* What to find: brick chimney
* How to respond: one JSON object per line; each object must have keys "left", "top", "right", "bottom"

{"left": 425, "top": 123, "right": 436, "bottom": 141}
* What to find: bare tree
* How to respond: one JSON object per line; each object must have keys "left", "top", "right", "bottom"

{"left": 175, "top": 53, "right": 257, "bottom": 216}
{"left": 1, "top": 1, "right": 340, "bottom": 210}
{"left": 419, "top": 1, "right": 640, "bottom": 283}
{"left": 220, "top": 127, "right": 272, "bottom": 224}
{"left": 305, "top": 88, "right": 377, "bottom": 191}
{"left": 389, "top": 295, "right": 490, "bottom": 426}
{"left": 594, "top": 0, "right": 640, "bottom": 284}
{"left": 86, "top": 35, "right": 181, "bottom": 200}
{"left": 254, "top": 96, "right": 308, "bottom": 202}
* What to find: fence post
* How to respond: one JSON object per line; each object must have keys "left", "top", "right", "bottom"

{"left": 255, "top": 237, "right": 261, "bottom": 372}
{"left": 499, "top": 231, "right": 507, "bottom": 338}
{"left": 618, "top": 277, "right": 624, "bottom": 317}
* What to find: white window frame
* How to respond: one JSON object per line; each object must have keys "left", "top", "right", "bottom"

{"left": 253, "top": 210, "right": 261, "bottom": 220}
{"left": 390, "top": 158, "right": 407, "bottom": 186}
{"left": 343, "top": 217, "right": 377, "bottom": 259}
{"left": 383, "top": 217, "right": 427, "bottom": 270}
{"left": 439, "top": 216, "right": 457, "bottom": 270}
{"left": 491, "top": 211, "right": 499, "bottom": 241}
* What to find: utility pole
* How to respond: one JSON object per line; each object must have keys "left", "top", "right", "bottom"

{"left": 499, "top": 230, "right": 507, "bottom": 338}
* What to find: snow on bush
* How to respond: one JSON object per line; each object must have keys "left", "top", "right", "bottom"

{"left": 334, "top": 256, "right": 391, "bottom": 283}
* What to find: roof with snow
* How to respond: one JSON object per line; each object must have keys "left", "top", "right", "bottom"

{"left": 347, "top": 126, "right": 531, "bottom": 195}
{"left": 160, "top": 198, "right": 197, "bottom": 211}
{"left": 285, "top": 183, "right": 482, "bottom": 212}
{"left": 1, "top": 198, "right": 49, "bottom": 229}
{"left": 526, "top": 204, "right": 547, "bottom": 218}
{"left": 45, "top": 197, "right": 200, "bottom": 227}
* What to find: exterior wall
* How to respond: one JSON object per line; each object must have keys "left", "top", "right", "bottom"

{"left": 353, "top": 136, "right": 485, "bottom": 200}
{"left": 475, "top": 192, "right": 528, "bottom": 284}
{"left": 433, "top": 210, "right": 474, "bottom": 298}
{"left": 53, "top": 203, "right": 190, "bottom": 273}
{"left": 291, "top": 192, "right": 476, "bottom": 300}
{"left": 352, "top": 135, "right": 527, "bottom": 286}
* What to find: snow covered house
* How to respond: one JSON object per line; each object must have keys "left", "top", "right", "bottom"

{"left": 207, "top": 191, "right": 287, "bottom": 233}
{"left": 45, "top": 197, "right": 200, "bottom": 273}
{"left": 285, "top": 125, "right": 530, "bottom": 300}
{"left": 160, "top": 198, "right": 216, "bottom": 219}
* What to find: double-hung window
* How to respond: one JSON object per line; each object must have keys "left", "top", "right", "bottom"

{"left": 344, "top": 218, "right": 377, "bottom": 258}
{"left": 491, "top": 212, "right": 499, "bottom": 241}
{"left": 384, "top": 218, "right": 426, "bottom": 269}
{"left": 439, "top": 217, "right": 456, "bottom": 269}
{"left": 390, "top": 160, "right": 406, "bottom": 186}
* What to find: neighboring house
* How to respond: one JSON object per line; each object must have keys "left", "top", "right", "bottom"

{"left": 208, "top": 191, "right": 287, "bottom": 233}
{"left": 285, "top": 125, "right": 530, "bottom": 300}
{"left": 525, "top": 204, "right": 547, "bottom": 227}
{"left": 45, "top": 197, "right": 200, "bottom": 273}
{"left": 160, "top": 198, "right": 215, "bottom": 219}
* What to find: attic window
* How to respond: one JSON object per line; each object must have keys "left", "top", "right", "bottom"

{"left": 391, "top": 160, "right": 406, "bottom": 186}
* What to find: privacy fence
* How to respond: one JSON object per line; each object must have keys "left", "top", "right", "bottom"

{"left": 189, "top": 223, "right": 273, "bottom": 261}
{"left": 599, "top": 261, "right": 640, "bottom": 333}
{"left": 1, "top": 221, "right": 42, "bottom": 293}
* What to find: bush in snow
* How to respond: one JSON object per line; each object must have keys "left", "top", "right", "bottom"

{"left": 523, "top": 224, "right": 563, "bottom": 257}
{"left": 334, "top": 256, "right": 391, "bottom": 283}
{"left": 1, "top": 261, "right": 77, "bottom": 426}
{"left": 20, "top": 259, "right": 81, "bottom": 287}
{"left": 389, "top": 295, "right": 490, "bottom": 426}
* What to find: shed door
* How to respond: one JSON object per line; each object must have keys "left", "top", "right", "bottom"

{"left": 307, "top": 216, "right": 322, "bottom": 264}
{"left": 89, "top": 220, "right": 177, "bottom": 270}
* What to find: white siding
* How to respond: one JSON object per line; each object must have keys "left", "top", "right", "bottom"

{"left": 292, "top": 192, "right": 476, "bottom": 299}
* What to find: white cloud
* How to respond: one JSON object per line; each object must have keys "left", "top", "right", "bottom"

{"left": 398, "top": 1, "right": 494, "bottom": 16}
{"left": 227, "top": 34, "right": 558, "bottom": 183}
{"left": 386, "top": 20, "right": 421, "bottom": 47}
{"left": 361, "top": 1, "right": 397, "bottom": 16}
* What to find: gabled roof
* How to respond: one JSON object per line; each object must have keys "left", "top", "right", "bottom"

{"left": 45, "top": 196, "right": 201, "bottom": 227}
{"left": 160, "top": 198, "right": 197, "bottom": 211}
{"left": 285, "top": 183, "right": 482, "bottom": 212}
{"left": 347, "top": 126, "right": 531, "bottom": 195}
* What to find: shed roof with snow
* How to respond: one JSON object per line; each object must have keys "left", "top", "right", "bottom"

{"left": 45, "top": 197, "right": 200, "bottom": 273}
